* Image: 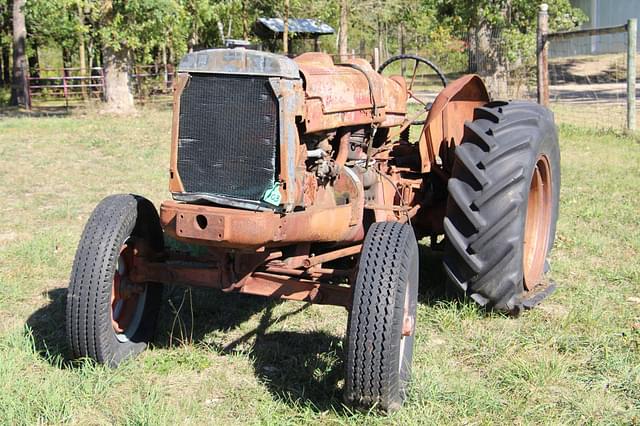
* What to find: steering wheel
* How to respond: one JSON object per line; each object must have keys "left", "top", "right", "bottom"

{"left": 378, "top": 54, "right": 447, "bottom": 125}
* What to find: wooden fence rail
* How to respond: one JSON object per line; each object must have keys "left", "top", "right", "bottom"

{"left": 24, "top": 65, "right": 176, "bottom": 109}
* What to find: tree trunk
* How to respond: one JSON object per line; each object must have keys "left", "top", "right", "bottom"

{"left": 10, "top": 0, "right": 28, "bottom": 107}
{"left": 473, "top": 23, "right": 507, "bottom": 98}
{"left": 77, "top": 1, "right": 88, "bottom": 100}
{"left": 338, "top": 0, "right": 348, "bottom": 60}
{"left": 377, "top": 19, "right": 382, "bottom": 63}
{"left": 62, "top": 46, "right": 72, "bottom": 68}
{"left": 161, "top": 43, "right": 168, "bottom": 91}
{"left": 399, "top": 22, "right": 405, "bottom": 75}
{"left": 283, "top": 0, "right": 289, "bottom": 55}
{"left": 188, "top": 31, "right": 198, "bottom": 52}
{"left": 2, "top": 46, "right": 9, "bottom": 85}
{"left": 0, "top": 46, "right": 5, "bottom": 86}
{"left": 241, "top": 0, "right": 248, "bottom": 40}
{"left": 102, "top": 45, "right": 134, "bottom": 114}
{"left": 28, "top": 44, "right": 39, "bottom": 78}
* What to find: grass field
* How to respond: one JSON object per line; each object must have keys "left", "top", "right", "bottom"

{"left": 0, "top": 108, "right": 639, "bottom": 424}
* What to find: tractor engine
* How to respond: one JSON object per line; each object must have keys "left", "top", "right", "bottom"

{"left": 167, "top": 49, "right": 409, "bottom": 243}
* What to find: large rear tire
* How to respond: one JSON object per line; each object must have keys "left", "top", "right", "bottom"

{"left": 443, "top": 101, "right": 560, "bottom": 313}
{"left": 344, "top": 221, "right": 419, "bottom": 412}
{"left": 66, "top": 194, "right": 164, "bottom": 366}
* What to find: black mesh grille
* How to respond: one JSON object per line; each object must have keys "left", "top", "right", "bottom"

{"left": 177, "top": 74, "right": 278, "bottom": 202}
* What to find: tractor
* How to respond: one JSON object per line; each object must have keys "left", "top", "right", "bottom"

{"left": 66, "top": 48, "right": 560, "bottom": 412}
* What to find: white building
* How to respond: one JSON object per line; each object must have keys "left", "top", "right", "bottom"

{"left": 551, "top": 0, "right": 640, "bottom": 56}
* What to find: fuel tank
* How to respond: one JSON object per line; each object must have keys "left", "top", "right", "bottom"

{"left": 294, "top": 52, "right": 407, "bottom": 133}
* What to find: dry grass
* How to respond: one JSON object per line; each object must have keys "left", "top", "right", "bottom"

{"left": 0, "top": 107, "right": 639, "bottom": 424}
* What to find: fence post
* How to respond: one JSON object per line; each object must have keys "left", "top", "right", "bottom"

{"left": 627, "top": 18, "right": 637, "bottom": 131}
{"left": 62, "top": 71, "right": 69, "bottom": 110}
{"left": 537, "top": 3, "right": 549, "bottom": 106}
{"left": 99, "top": 67, "right": 106, "bottom": 101}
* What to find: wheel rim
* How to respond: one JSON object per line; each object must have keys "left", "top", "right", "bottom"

{"left": 111, "top": 239, "right": 147, "bottom": 342}
{"left": 399, "top": 274, "right": 417, "bottom": 374}
{"left": 523, "top": 154, "right": 553, "bottom": 290}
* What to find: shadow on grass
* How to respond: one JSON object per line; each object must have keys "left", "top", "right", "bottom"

{"left": 25, "top": 287, "right": 71, "bottom": 367}
{"left": 0, "top": 106, "right": 72, "bottom": 118}
{"left": 418, "top": 244, "right": 462, "bottom": 304}
{"left": 229, "top": 303, "right": 348, "bottom": 413}
{"left": 25, "top": 245, "right": 453, "bottom": 412}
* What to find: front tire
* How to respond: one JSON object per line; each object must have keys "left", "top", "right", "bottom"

{"left": 344, "top": 222, "right": 419, "bottom": 412}
{"left": 443, "top": 101, "right": 560, "bottom": 313}
{"left": 66, "top": 194, "right": 164, "bottom": 366}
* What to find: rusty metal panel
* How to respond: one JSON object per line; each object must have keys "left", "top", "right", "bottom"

{"left": 295, "top": 53, "right": 407, "bottom": 133}
{"left": 160, "top": 200, "right": 364, "bottom": 249}
{"left": 176, "top": 211, "right": 225, "bottom": 241}
{"left": 169, "top": 73, "right": 190, "bottom": 193}
{"left": 268, "top": 77, "right": 304, "bottom": 211}
{"left": 178, "top": 48, "right": 300, "bottom": 79}
{"left": 420, "top": 74, "right": 490, "bottom": 173}
{"left": 380, "top": 75, "right": 408, "bottom": 128}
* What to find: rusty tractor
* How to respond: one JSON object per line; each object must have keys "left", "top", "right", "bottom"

{"left": 67, "top": 49, "right": 560, "bottom": 411}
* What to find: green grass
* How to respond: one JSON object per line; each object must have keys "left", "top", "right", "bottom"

{"left": 0, "top": 108, "right": 639, "bottom": 424}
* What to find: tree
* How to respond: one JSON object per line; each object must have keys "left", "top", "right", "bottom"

{"left": 0, "top": 0, "right": 11, "bottom": 86}
{"left": 431, "top": 0, "right": 585, "bottom": 95}
{"left": 90, "top": 0, "right": 186, "bottom": 113}
{"left": 10, "top": 0, "right": 27, "bottom": 106}
{"left": 338, "top": 0, "right": 347, "bottom": 58}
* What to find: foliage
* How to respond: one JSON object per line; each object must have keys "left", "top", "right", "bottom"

{"left": 434, "top": 0, "right": 586, "bottom": 35}
{"left": 423, "top": 25, "right": 467, "bottom": 74}
{"left": 432, "top": 0, "right": 586, "bottom": 73}
{"left": 16, "top": 0, "right": 588, "bottom": 73}
{"left": 0, "top": 0, "right": 11, "bottom": 53}
{"left": 90, "top": 0, "right": 187, "bottom": 61}
{"left": 25, "top": 0, "right": 82, "bottom": 52}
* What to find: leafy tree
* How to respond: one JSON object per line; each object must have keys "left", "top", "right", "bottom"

{"left": 86, "top": 0, "right": 186, "bottom": 112}
{"left": 26, "top": 0, "right": 81, "bottom": 59}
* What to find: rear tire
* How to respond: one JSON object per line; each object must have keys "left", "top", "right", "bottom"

{"left": 344, "top": 221, "right": 419, "bottom": 412}
{"left": 443, "top": 101, "right": 560, "bottom": 313}
{"left": 66, "top": 194, "right": 164, "bottom": 366}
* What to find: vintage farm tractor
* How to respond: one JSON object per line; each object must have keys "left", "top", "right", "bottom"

{"left": 67, "top": 49, "right": 560, "bottom": 411}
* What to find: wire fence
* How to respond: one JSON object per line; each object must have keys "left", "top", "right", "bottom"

{"left": 463, "top": 15, "right": 638, "bottom": 132}
{"left": 547, "top": 25, "right": 635, "bottom": 130}
{"left": 467, "top": 27, "right": 537, "bottom": 101}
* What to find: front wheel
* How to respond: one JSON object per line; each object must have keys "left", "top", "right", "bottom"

{"left": 344, "top": 221, "right": 419, "bottom": 412}
{"left": 66, "top": 194, "right": 164, "bottom": 366}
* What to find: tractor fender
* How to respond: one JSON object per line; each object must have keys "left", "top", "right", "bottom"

{"left": 419, "top": 74, "right": 490, "bottom": 173}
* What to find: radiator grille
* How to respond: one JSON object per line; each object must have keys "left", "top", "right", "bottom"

{"left": 177, "top": 74, "right": 278, "bottom": 203}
